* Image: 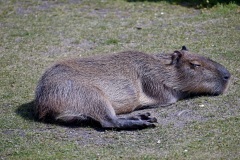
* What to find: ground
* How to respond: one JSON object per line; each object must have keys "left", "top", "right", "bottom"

{"left": 0, "top": 0, "right": 240, "bottom": 159}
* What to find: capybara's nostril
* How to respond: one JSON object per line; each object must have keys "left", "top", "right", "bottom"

{"left": 224, "top": 75, "right": 230, "bottom": 80}
{"left": 219, "top": 66, "right": 231, "bottom": 81}
{"left": 223, "top": 71, "right": 231, "bottom": 81}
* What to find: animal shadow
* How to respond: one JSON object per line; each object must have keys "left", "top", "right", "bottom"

{"left": 15, "top": 101, "right": 35, "bottom": 121}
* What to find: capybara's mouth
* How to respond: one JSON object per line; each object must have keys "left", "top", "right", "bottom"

{"left": 213, "top": 81, "right": 231, "bottom": 96}
{"left": 222, "top": 77, "right": 231, "bottom": 94}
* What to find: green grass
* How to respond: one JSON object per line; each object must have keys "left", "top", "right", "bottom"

{"left": 1, "top": 0, "right": 240, "bottom": 159}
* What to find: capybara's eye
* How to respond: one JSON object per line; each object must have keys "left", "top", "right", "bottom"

{"left": 190, "top": 61, "right": 201, "bottom": 69}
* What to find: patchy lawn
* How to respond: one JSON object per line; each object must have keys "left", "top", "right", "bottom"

{"left": 0, "top": 0, "right": 240, "bottom": 159}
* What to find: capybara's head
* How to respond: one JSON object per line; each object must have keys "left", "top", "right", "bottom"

{"left": 170, "top": 46, "right": 231, "bottom": 96}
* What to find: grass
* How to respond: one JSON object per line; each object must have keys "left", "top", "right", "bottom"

{"left": 0, "top": 0, "right": 240, "bottom": 159}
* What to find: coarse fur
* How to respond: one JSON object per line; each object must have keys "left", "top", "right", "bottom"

{"left": 34, "top": 46, "right": 231, "bottom": 129}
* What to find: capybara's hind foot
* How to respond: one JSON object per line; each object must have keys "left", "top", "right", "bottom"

{"left": 126, "top": 112, "right": 158, "bottom": 123}
{"left": 115, "top": 118, "right": 156, "bottom": 130}
{"left": 101, "top": 113, "right": 157, "bottom": 130}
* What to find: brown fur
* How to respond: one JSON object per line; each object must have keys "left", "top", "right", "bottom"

{"left": 34, "top": 46, "right": 231, "bottom": 129}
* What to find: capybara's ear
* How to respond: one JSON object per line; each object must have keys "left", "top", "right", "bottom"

{"left": 171, "top": 51, "right": 183, "bottom": 65}
{"left": 181, "top": 46, "right": 188, "bottom": 51}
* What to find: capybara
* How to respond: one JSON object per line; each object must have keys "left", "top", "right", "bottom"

{"left": 34, "top": 46, "right": 231, "bottom": 129}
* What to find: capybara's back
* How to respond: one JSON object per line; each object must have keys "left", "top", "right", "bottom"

{"left": 34, "top": 46, "right": 231, "bottom": 129}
